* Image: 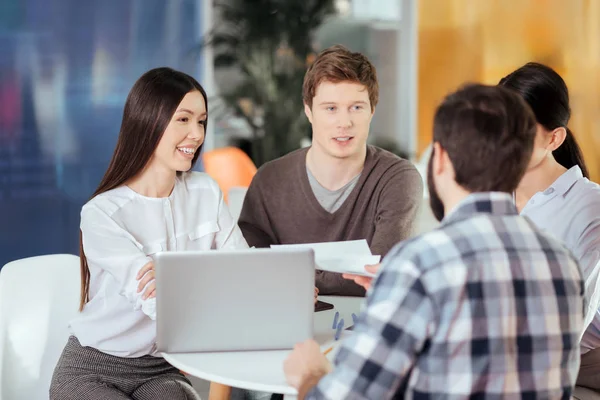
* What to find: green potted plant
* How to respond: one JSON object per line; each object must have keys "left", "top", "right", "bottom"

{"left": 207, "top": 0, "right": 336, "bottom": 167}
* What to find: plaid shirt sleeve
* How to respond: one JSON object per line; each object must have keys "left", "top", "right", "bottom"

{"left": 306, "top": 245, "right": 436, "bottom": 400}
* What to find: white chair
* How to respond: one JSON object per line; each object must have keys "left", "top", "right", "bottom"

{"left": 412, "top": 197, "right": 439, "bottom": 237}
{"left": 412, "top": 145, "right": 439, "bottom": 236}
{"left": 227, "top": 186, "right": 248, "bottom": 222}
{"left": 0, "top": 254, "right": 80, "bottom": 400}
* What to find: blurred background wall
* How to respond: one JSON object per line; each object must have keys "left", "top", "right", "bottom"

{"left": 418, "top": 0, "right": 600, "bottom": 181}
{"left": 0, "top": 0, "right": 598, "bottom": 267}
{"left": 0, "top": 0, "right": 203, "bottom": 266}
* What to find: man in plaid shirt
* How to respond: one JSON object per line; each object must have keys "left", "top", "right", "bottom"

{"left": 283, "top": 84, "right": 584, "bottom": 399}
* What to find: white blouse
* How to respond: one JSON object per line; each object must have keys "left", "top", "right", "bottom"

{"left": 70, "top": 172, "right": 248, "bottom": 357}
{"left": 520, "top": 166, "right": 600, "bottom": 353}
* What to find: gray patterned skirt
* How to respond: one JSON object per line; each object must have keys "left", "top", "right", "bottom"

{"left": 50, "top": 336, "right": 200, "bottom": 400}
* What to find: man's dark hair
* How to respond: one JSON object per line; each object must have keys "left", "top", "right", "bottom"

{"left": 433, "top": 83, "right": 537, "bottom": 193}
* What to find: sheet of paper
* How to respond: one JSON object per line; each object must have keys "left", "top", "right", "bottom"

{"left": 316, "top": 255, "right": 380, "bottom": 276}
{"left": 271, "top": 240, "right": 379, "bottom": 276}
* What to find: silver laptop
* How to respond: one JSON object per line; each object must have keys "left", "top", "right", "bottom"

{"left": 155, "top": 248, "right": 315, "bottom": 353}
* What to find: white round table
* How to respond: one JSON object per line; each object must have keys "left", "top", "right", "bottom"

{"left": 161, "top": 295, "right": 363, "bottom": 399}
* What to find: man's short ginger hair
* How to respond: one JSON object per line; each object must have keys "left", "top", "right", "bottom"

{"left": 302, "top": 45, "right": 379, "bottom": 109}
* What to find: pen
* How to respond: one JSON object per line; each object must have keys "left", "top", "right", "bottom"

{"left": 332, "top": 311, "right": 339, "bottom": 329}
{"left": 335, "top": 318, "right": 344, "bottom": 340}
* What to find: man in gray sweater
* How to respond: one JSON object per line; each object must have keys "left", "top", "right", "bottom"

{"left": 238, "top": 45, "right": 423, "bottom": 296}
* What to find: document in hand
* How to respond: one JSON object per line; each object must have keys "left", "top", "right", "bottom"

{"left": 271, "top": 240, "right": 380, "bottom": 277}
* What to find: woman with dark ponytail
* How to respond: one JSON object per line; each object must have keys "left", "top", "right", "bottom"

{"left": 500, "top": 62, "right": 600, "bottom": 391}
{"left": 500, "top": 62, "right": 589, "bottom": 177}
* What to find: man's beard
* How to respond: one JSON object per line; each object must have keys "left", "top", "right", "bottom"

{"left": 427, "top": 153, "right": 445, "bottom": 222}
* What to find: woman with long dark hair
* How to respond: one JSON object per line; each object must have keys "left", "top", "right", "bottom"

{"left": 49, "top": 67, "right": 248, "bottom": 399}
{"left": 500, "top": 62, "right": 600, "bottom": 390}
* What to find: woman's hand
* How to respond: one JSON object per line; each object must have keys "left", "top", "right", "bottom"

{"left": 136, "top": 261, "right": 156, "bottom": 300}
{"left": 314, "top": 286, "right": 319, "bottom": 304}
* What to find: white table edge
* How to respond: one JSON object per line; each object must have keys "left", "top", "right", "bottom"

{"left": 159, "top": 296, "right": 362, "bottom": 397}
{"left": 161, "top": 351, "right": 298, "bottom": 396}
